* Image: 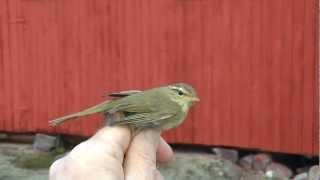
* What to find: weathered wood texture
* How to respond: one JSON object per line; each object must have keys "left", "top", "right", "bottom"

{"left": 0, "top": 0, "right": 318, "bottom": 155}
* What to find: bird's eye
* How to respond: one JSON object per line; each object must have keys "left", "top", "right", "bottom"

{"left": 170, "top": 86, "right": 185, "bottom": 96}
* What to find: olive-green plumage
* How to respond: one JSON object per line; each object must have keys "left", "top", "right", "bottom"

{"left": 49, "top": 83, "right": 199, "bottom": 130}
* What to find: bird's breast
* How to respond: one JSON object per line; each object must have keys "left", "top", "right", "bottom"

{"left": 161, "top": 107, "right": 188, "bottom": 130}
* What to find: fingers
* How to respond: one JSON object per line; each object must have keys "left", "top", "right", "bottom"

{"left": 49, "top": 126, "right": 173, "bottom": 180}
{"left": 157, "top": 138, "right": 174, "bottom": 163}
{"left": 68, "top": 126, "right": 131, "bottom": 165}
{"left": 49, "top": 126, "right": 131, "bottom": 180}
{"left": 88, "top": 125, "right": 131, "bottom": 162}
{"left": 124, "top": 130, "right": 161, "bottom": 180}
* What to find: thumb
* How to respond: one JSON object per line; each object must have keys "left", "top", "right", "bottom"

{"left": 124, "top": 129, "right": 161, "bottom": 180}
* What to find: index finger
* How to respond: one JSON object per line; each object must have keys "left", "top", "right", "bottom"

{"left": 49, "top": 126, "right": 132, "bottom": 180}
{"left": 83, "top": 125, "right": 131, "bottom": 162}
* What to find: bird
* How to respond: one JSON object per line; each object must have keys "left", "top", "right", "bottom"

{"left": 49, "top": 83, "right": 199, "bottom": 131}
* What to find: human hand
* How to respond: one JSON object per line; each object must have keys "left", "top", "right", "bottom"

{"left": 49, "top": 126, "right": 173, "bottom": 180}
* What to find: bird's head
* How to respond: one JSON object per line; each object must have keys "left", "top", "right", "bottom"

{"left": 167, "top": 83, "right": 199, "bottom": 111}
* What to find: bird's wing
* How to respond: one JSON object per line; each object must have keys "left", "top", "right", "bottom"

{"left": 106, "top": 88, "right": 179, "bottom": 116}
{"left": 105, "top": 90, "right": 179, "bottom": 127}
{"left": 109, "top": 111, "right": 175, "bottom": 128}
{"left": 108, "top": 90, "right": 142, "bottom": 98}
{"left": 107, "top": 101, "right": 153, "bottom": 114}
{"left": 107, "top": 91, "right": 163, "bottom": 113}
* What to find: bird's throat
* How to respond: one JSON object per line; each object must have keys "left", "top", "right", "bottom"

{"left": 171, "top": 99, "right": 190, "bottom": 113}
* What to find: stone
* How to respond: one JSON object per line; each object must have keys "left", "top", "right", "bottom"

{"left": 240, "top": 171, "right": 265, "bottom": 180}
{"left": 0, "top": 133, "right": 8, "bottom": 140}
{"left": 296, "top": 167, "right": 310, "bottom": 174}
{"left": 33, "top": 133, "right": 57, "bottom": 152}
{"left": 0, "top": 143, "right": 33, "bottom": 156}
{"left": 62, "top": 135, "right": 85, "bottom": 146}
{"left": 309, "top": 165, "right": 320, "bottom": 180}
{"left": 159, "top": 152, "right": 246, "bottom": 180}
{"left": 264, "top": 170, "right": 290, "bottom": 180}
{"left": 7, "top": 134, "right": 34, "bottom": 143}
{"left": 265, "top": 162, "right": 293, "bottom": 178}
{"left": 212, "top": 148, "right": 239, "bottom": 163}
{"left": 252, "top": 153, "right": 272, "bottom": 171}
{"left": 293, "top": 172, "right": 308, "bottom": 180}
{"left": 239, "top": 155, "right": 254, "bottom": 171}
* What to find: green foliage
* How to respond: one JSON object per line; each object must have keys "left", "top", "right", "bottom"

{"left": 52, "top": 147, "right": 66, "bottom": 156}
{"left": 12, "top": 147, "right": 66, "bottom": 169}
{"left": 13, "top": 153, "right": 55, "bottom": 169}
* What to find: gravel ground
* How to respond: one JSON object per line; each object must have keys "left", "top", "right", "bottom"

{"left": 0, "top": 151, "right": 48, "bottom": 180}
{"left": 0, "top": 143, "right": 317, "bottom": 180}
{"left": 0, "top": 143, "right": 250, "bottom": 180}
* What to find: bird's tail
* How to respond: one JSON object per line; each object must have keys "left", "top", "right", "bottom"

{"left": 49, "top": 100, "right": 112, "bottom": 127}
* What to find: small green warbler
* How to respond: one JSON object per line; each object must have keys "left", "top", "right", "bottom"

{"left": 49, "top": 83, "right": 199, "bottom": 130}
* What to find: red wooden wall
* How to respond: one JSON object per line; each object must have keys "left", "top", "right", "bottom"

{"left": 0, "top": 0, "right": 318, "bottom": 155}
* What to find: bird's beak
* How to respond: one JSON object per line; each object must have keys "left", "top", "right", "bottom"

{"left": 190, "top": 97, "right": 200, "bottom": 102}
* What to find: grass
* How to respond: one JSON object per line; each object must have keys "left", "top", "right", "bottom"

{"left": 12, "top": 147, "right": 66, "bottom": 169}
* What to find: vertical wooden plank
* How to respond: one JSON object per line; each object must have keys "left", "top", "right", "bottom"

{"left": 19, "top": 0, "right": 34, "bottom": 132}
{"left": 191, "top": 0, "right": 211, "bottom": 145}
{"left": 190, "top": 0, "right": 207, "bottom": 145}
{"left": 140, "top": 0, "right": 149, "bottom": 87}
{"left": 48, "top": 0, "right": 60, "bottom": 135}
{"left": 265, "top": 0, "right": 281, "bottom": 151}
{"left": 205, "top": 0, "right": 227, "bottom": 146}
{"left": 84, "top": 0, "right": 110, "bottom": 135}
{"left": 278, "top": 0, "right": 294, "bottom": 152}
{"left": 250, "top": 0, "right": 262, "bottom": 149}
{"left": 35, "top": 0, "right": 49, "bottom": 132}
{"left": 117, "top": 0, "right": 128, "bottom": 91}
{"left": 256, "top": 0, "right": 282, "bottom": 151}
{"left": 93, "top": 0, "right": 111, "bottom": 135}
{"left": 77, "top": 0, "right": 89, "bottom": 135}
{"left": 175, "top": 0, "right": 201, "bottom": 144}
{"left": 194, "top": 0, "right": 212, "bottom": 145}
{"left": 148, "top": 0, "right": 160, "bottom": 88}
{"left": 301, "top": 0, "right": 317, "bottom": 154}
{"left": 22, "top": 0, "right": 63, "bottom": 133}
{"left": 219, "top": 0, "right": 233, "bottom": 146}
{"left": 52, "top": 0, "right": 80, "bottom": 134}
{"left": 315, "top": 0, "right": 319, "bottom": 155}
{"left": 0, "top": 2, "right": 3, "bottom": 129}
{"left": 43, "top": 0, "right": 59, "bottom": 134}
{"left": 229, "top": 0, "right": 242, "bottom": 147}
{"left": 291, "top": 0, "right": 306, "bottom": 154}
{"left": 0, "top": 0, "right": 9, "bottom": 131}
{"left": 259, "top": 0, "right": 272, "bottom": 151}
{"left": 124, "top": 0, "right": 136, "bottom": 88}
{"left": 7, "top": 0, "right": 23, "bottom": 132}
{"left": 229, "top": 0, "right": 253, "bottom": 148}
{"left": 161, "top": 0, "right": 182, "bottom": 142}
{"left": 48, "top": 0, "right": 63, "bottom": 135}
